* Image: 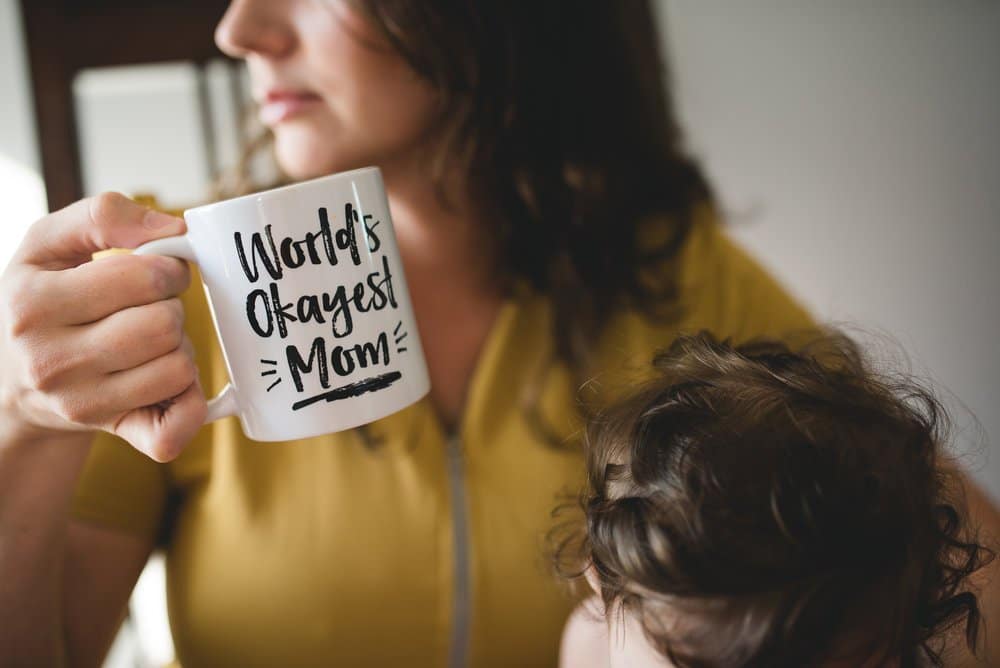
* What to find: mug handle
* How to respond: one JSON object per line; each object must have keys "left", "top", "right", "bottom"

{"left": 133, "top": 235, "right": 239, "bottom": 424}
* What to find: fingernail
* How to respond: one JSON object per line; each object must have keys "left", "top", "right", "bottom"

{"left": 144, "top": 210, "right": 184, "bottom": 230}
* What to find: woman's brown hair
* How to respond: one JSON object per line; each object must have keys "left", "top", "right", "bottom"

{"left": 237, "top": 1, "right": 713, "bottom": 434}
{"left": 556, "top": 332, "right": 993, "bottom": 667}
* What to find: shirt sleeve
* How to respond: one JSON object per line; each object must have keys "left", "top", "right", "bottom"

{"left": 672, "top": 213, "right": 817, "bottom": 342}
{"left": 69, "top": 423, "right": 170, "bottom": 540}
{"left": 714, "top": 228, "right": 817, "bottom": 341}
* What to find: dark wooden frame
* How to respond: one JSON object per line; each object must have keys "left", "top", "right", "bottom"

{"left": 20, "top": 0, "right": 233, "bottom": 211}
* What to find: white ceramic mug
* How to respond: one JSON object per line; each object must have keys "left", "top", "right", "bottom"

{"left": 134, "top": 167, "right": 429, "bottom": 441}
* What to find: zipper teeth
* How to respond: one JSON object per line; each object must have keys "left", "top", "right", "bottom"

{"left": 446, "top": 434, "right": 470, "bottom": 668}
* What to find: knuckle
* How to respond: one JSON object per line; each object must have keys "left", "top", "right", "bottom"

{"left": 73, "top": 337, "right": 104, "bottom": 371}
{"left": 176, "top": 260, "right": 192, "bottom": 289}
{"left": 139, "top": 259, "right": 168, "bottom": 300}
{"left": 23, "top": 216, "right": 46, "bottom": 242}
{"left": 90, "top": 192, "right": 128, "bottom": 224}
{"left": 5, "top": 275, "right": 42, "bottom": 337}
{"left": 162, "top": 257, "right": 190, "bottom": 293}
{"left": 141, "top": 301, "right": 173, "bottom": 335}
{"left": 147, "top": 351, "right": 196, "bottom": 403}
{"left": 56, "top": 395, "right": 90, "bottom": 424}
{"left": 21, "top": 217, "right": 53, "bottom": 255}
{"left": 150, "top": 299, "right": 185, "bottom": 334}
{"left": 7, "top": 299, "right": 38, "bottom": 339}
{"left": 140, "top": 256, "right": 185, "bottom": 300}
{"left": 168, "top": 350, "right": 198, "bottom": 388}
{"left": 25, "top": 354, "right": 59, "bottom": 392}
{"left": 166, "top": 297, "right": 186, "bottom": 327}
{"left": 157, "top": 317, "right": 185, "bottom": 353}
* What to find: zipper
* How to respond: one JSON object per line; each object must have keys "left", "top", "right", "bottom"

{"left": 446, "top": 433, "right": 471, "bottom": 668}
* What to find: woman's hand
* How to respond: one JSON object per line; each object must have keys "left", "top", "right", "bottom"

{"left": 0, "top": 192, "right": 207, "bottom": 461}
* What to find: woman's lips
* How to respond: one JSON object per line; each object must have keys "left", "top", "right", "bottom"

{"left": 258, "top": 91, "right": 322, "bottom": 126}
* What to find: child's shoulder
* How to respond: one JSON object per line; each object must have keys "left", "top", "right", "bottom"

{"left": 559, "top": 598, "right": 610, "bottom": 668}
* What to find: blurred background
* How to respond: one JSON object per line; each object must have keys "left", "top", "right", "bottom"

{"left": 1, "top": 1, "right": 997, "bottom": 666}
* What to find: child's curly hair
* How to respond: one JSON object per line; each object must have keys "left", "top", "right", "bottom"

{"left": 558, "top": 331, "right": 993, "bottom": 667}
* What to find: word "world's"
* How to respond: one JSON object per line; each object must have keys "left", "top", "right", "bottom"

{"left": 234, "top": 203, "right": 381, "bottom": 283}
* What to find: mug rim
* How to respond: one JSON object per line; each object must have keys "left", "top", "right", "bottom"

{"left": 184, "top": 166, "right": 381, "bottom": 217}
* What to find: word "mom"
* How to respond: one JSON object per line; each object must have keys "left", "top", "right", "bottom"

{"left": 286, "top": 332, "right": 390, "bottom": 391}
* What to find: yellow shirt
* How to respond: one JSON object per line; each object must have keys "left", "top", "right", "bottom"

{"left": 71, "top": 214, "right": 813, "bottom": 667}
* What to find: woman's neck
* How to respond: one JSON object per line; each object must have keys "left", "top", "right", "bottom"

{"left": 379, "top": 162, "right": 506, "bottom": 429}
{"left": 382, "top": 163, "right": 499, "bottom": 297}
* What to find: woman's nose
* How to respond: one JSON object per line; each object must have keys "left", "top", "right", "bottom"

{"left": 215, "top": 0, "right": 295, "bottom": 59}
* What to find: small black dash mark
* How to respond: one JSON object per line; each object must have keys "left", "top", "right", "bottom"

{"left": 292, "top": 371, "right": 402, "bottom": 411}
{"left": 260, "top": 359, "right": 282, "bottom": 391}
{"left": 394, "top": 325, "right": 409, "bottom": 355}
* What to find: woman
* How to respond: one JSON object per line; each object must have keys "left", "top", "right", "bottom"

{"left": 0, "top": 1, "right": 995, "bottom": 666}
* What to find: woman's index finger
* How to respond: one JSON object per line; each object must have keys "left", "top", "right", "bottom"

{"left": 16, "top": 193, "right": 186, "bottom": 270}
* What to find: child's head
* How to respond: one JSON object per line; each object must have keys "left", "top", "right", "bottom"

{"left": 568, "top": 332, "right": 991, "bottom": 667}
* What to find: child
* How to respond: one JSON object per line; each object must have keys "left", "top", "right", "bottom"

{"left": 557, "top": 332, "right": 993, "bottom": 667}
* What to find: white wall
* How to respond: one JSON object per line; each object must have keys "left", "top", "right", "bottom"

{"left": 657, "top": 0, "right": 1000, "bottom": 496}
{"left": 73, "top": 59, "right": 259, "bottom": 207}
{"left": 0, "top": 0, "right": 39, "bottom": 171}
{"left": 75, "top": 63, "right": 213, "bottom": 205}
{"left": 0, "top": 0, "right": 47, "bottom": 271}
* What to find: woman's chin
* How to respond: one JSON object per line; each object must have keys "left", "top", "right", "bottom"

{"left": 274, "top": 132, "right": 367, "bottom": 181}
